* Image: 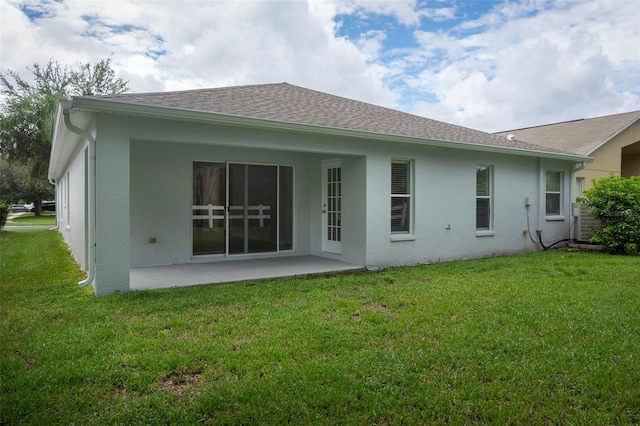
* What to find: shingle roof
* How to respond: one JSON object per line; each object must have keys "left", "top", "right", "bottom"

{"left": 96, "top": 82, "right": 574, "bottom": 155}
{"left": 495, "top": 110, "right": 640, "bottom": 156}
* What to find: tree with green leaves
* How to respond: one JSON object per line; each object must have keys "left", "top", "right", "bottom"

{"left": 0, "top": 158, "right": 27, "bottom": 205}
{"left": 0, "top": 58, "right": 129, "bottom": 215}
{"left": 1, "top": 93, "right": 58, "bottom": 212}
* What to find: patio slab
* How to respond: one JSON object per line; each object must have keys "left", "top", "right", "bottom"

{"left": 130, "top": 255, "right": 364, "bottom": 291}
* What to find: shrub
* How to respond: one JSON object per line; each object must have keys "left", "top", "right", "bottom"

{"left": 580, "top": 175, "right": 640, "bottom": 254}
{"left": 0, "top": 201, "right": 7, "bottom": 229}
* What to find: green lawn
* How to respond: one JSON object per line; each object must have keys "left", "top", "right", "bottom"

{"left": 1, "top": 230, "right": 639, "bottom": 425}
{"left": 6, "top": 211, "right": 56, "bottom": 226}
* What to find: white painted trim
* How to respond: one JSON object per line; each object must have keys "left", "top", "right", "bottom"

{"left": 390, "top": 234, "right": 416, "bottom": 242}
{"left": 545, "top": 216, "right": 566, "bottom": 222}
{"left": 476, "top": 230, "right": 495, "bottom": 237}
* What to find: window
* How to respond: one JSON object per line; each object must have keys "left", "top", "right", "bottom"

{"left": 391, "top": 160, "right": 412, "bottom": 234}
{"left": 576, "top": 177, "right": 584, "bottom": 199}
{"left": 476, "top": 165, "right": 492, "bottom": 230}
{"left": 546, "top": 171, "right": 562, "bottom": 216}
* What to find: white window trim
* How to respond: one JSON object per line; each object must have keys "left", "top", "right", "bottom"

{"left": 390, "top": 234, "right": 416, "bottom": 242}
{"left": 575, "top": 177, "right": 585, "bottom": 200}
{"left": 476, "top": 230, "right": 496, "bottom": 237}
{"left": 476, "top": 164, "right": 494, "bottom": 235}
{"left": 545, "top": 170, "right": 565, "bottom": 220}
{"left": 390, "top": 159, "right": 414, "bottom": 237}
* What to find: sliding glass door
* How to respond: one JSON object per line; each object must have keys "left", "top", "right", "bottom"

{"left": 192, "top": 162, "right": 293, "bottom": 256}
{"left": 193, "top": 162, "right": 226, "bottom": 255}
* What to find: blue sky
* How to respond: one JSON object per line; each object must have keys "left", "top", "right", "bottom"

{"left": 1, "top": 0, "right": 639, "bottom": 132}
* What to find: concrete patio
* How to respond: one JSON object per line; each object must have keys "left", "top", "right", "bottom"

{"left": 130, "top": 255, "right": 365, "bottom": 291}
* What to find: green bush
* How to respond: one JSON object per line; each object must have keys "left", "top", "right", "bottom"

{"left": 580, "top": 175, "right": 640, "bottom": 255}
{"left": 0, "top": 201, "right": 7, "bottom": 229}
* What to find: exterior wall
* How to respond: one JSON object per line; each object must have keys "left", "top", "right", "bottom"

{"left": 78, "top": 113, "right": 577, "bottom": 294}
{"left": 621, "top": 142, "right": 640, "bottom": 177}
{"left": 363, "top": 145, "right": 574, "bottom": 267}
{"left": 94, "top": 115, "right": 131, "bottom": 295}
{"left": 56, "top": 142, "right": 88, "bottom": 270}
{"left": 123, "top": 116, "right": 369, "bottom": 272}
{"left": 577, "top": 119, "right": 640, "bottom": 190}
{"left": 130, "top": 140, "right": 321, "bottom": 267}
{"left": 339, "top": 155, "right": 367, "bottom": 266}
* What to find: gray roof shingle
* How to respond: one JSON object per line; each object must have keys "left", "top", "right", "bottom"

{"left": 96, "top": 82, "right": 576, "bottom": 155}
{"left": 495, "top": 110, "right": 640, "bottom": 155}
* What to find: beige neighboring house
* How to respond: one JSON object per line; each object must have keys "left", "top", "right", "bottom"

{"left": 496, "top": 110, "right": 640, "bottom": 199}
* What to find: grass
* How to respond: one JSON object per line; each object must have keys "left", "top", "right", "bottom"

{"left": 1, "top": 230, "right": 639, "bottom": 425}
{"left": 5, "top": 211, "right": 56, "bottom": 226}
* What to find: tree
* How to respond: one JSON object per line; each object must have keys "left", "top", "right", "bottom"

{"left": 0, "top": 159, "right": 25, "bottom": 204}
{"left": 580, "top": 175, "right": 640, "bottom": 255}
{"left": 0, "top": 57, "right": 129, "bottom": 104}
{"left": 0, "top": 58, "right": 129, "bottom": 215}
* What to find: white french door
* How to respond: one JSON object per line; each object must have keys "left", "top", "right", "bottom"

{"left": 322, "top": 159, "right": 342, "bottom": 254}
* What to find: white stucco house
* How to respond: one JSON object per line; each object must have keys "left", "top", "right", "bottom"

{"left": 48, "top": 83, "right": 591, "bottom": 295}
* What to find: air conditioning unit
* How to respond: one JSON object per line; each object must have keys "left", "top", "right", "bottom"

{"left": 572, "top": 202, "right": 603, "bottom": 242}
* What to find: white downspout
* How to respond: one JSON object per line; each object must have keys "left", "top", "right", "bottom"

{"left": 48, "top": 178, "right": 59, "bottom": 230}
{"left": 537, "top": 158, "right": 543, "bottom": 233}
{"left": 570, "top": 161, "right": 587, "bottom": 241}
{"left": 60, "top": 100, "right": 96, "bottom": 288}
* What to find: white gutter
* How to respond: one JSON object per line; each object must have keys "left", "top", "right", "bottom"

{"left": 60, "top": 100, "right": 96, "bottom": 288}
{"left": 71, "top": 97, "right": 593, "bottom": 163}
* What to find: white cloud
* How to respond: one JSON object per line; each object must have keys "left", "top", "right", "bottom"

{"left": 1, "top": 0, "right": 399, "bottom": 106}
{"left": 327, "top": 0, "right": 424, "bottom": 27}
{"left": 407, "top": 0, "right": 640, "bottom": 131}
{"left": 1, "top": 0, "right": 638, "bottom": 132}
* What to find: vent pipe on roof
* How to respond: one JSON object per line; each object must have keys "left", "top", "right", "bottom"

{"left": 506, "top": 134, "right": 516, "bottom": 141}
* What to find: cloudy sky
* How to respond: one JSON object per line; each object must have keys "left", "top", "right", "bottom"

{"left": 1, "top": 0, "right": 639, "bottom": 132}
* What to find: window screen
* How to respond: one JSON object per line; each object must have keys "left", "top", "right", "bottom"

{"left": 476, "top": 165, "right": 492, "bottom": 230}
{"left": 391, "top": 160, "right": 412, "bottom": 234}
{"left": 545, "top": 171, "right": 562, "bottom": 215}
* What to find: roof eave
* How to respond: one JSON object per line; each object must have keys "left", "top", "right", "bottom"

{"left": 49, "top": 101, "right": 95, "bottom": 180}
{"left": 586, "top": 115, "right": 640, "bottom": 156}
{"left": 71, "top": 97, "right": 593, "bottom": 163}
{"left": 48, "top": 102, "right": 74, "bottom": 180}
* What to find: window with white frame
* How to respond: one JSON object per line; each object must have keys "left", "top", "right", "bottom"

{"left": 391, "top": 160, "right": 412, "bottom": 234}
{"left": 576, "top": 177, "right": 585, "bottom": 199}
{"left": 546, "top": 171, "right": 563, "bottom": 215}
{"left": 476, "top": 165, "right": 493, "bottom": 230}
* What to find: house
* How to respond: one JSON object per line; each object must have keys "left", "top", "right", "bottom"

{"left": 48, "top": 83, "right": 591, "bottom": 295}
{"left": 495, "top": 111, "right": 640, "bottom": 198}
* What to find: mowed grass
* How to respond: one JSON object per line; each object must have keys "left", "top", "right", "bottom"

{"left": 6, "top": 211, "right": 56, "bottom": 226}
{"left": 1, "top": 231, "right": 639, "bottom": 425}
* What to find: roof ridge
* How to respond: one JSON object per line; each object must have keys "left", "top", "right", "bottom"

{"left": 97, "top": 82, "right": 291, "bottom": 98}
{"left": 280, "top": 84, "right": 508, "bottom": 139}
{"left": 497, "top": 109, "right": 640, "bottom": 134}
